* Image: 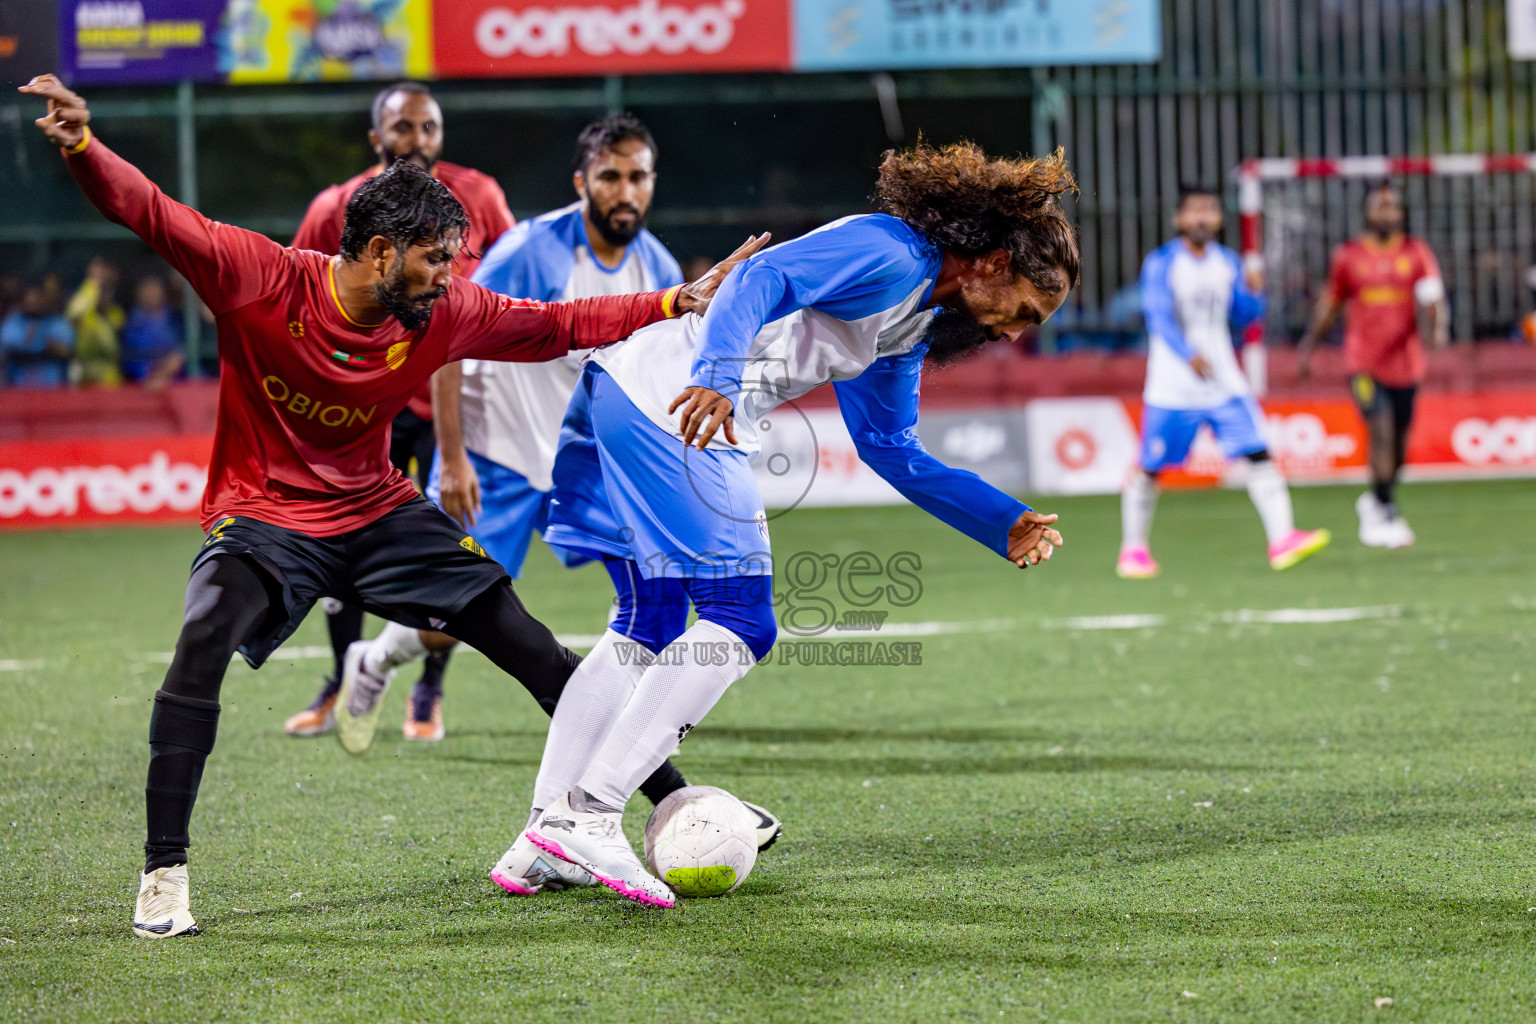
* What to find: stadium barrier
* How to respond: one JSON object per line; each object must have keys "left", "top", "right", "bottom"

{"left": 6, "top": 351, "right": 1536, "bottom": 528}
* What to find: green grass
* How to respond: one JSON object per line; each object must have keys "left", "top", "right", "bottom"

{"left": 2, "top": 481, "right": 1534, "bottom": 1022}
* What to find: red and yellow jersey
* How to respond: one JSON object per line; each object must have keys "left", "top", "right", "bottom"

{"left": 66, "top": 136, "right": 672, "bottom": 537}
{"left": 1325, "top": 235, "right": 1440, "bottom": 387}
{"left": 293, "top": 161, "right": 516, "bottom": 420}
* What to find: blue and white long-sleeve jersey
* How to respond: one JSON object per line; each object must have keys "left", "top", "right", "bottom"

{"left": 1140, "top": 238, "right": 1264, "bottom": 410}
{"left": 591, "top": 213, "right": 1030, "bottom": 556}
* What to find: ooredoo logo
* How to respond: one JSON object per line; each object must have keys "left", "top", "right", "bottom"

{"left": 1267, "top": 412, "right": 1357, "bottom": 468}
{"left": 474, "top": 0, "right": 747, "bottom": 58}
{"left": 1450, "top": 416, "right": 1536, "bottom": 465}
{"left": 0, "top": 452, "right": 206, "bottom": 519}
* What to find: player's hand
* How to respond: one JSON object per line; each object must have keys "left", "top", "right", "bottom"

{"left": 1295, "top": 341, "right": 1313, "bottom": 382}
{"left": 1189, "top": 354, "right": 1215, "bottom": 380}
{"left": 437, "top": 453, "right": 481, "bottom": 527}
{"left": 674, "top": 234, "right": 771, "bottom": 316}
{"left": 1007, "top": 510, "right": 1062, "bottom": 569}
{"left": 18, "top": 75, "right": 90, "bottom": 150}
{"left": 669, "top": 386, "right": 737, "bottom": 449}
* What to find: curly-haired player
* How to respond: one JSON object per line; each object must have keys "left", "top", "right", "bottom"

{"left": 513, "top": 141, "right": 1078, "bottom": 907}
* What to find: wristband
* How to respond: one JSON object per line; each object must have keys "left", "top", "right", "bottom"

{"left": 661, "top": 284, "right": 684, "bottom": 319}
{"left": 64, "top": 127, "right": 92, "bottom": 155}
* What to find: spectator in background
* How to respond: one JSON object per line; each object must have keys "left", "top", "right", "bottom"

{"left": 67, "top": 257, "right": 124, "bottom": 386}
{"left": 0, "top": 274, "right": 23, "bottom": 318}
{"left": 1, "top": 279, "right": 75, "bottom": 387}
{"left": 120, "top": 275, "right": 185, "bottom": 387}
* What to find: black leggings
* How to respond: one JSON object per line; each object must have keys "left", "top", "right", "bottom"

{"left": 147, "top": 554, "right": 683, "bottom": 871}
{"left": 162, "top": 556, "right": 578, "bottom": 708}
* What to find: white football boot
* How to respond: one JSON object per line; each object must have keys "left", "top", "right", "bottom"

{"left": 1356, "top": 492, "right": 1389, "bottom": 547}
{"left": 741, "top": 800, "right": 783, "bottom": 852}
{"left": 490, "top": 831, "right": 595, "bottom": 895}
{"left": 524, "top": 793, "right": 675, "bottom": 908}
{"left": 132, "top": 864, "right": 198, "bottom": 939}
{"left": 333, "top": 641, "right": 393, "bottom": 755}
{"left": 1380, "top": 508, "right": 1416, "bottom": 549}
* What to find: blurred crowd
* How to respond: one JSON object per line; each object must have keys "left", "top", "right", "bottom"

{"left": 1, "top": 259, "right": 189, "bottom": 390}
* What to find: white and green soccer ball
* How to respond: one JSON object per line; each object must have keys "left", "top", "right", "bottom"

{"left": 643, "top": 785, "right": 758, "bottom": 897}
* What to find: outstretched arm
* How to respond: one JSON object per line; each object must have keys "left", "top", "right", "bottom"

{"left": 20, "top": 75, "right": 285, "bottom": 317}
{"left": 833, "top": 346, "right": 1062, "bottom": 568}
{"left": 1141, "top": 246, "right": 1211, "bottom": 379}
{"left": 1298, "top": 247, "right": 1353, "bottom": 381}
{"left": 447, "top": 235, "right": 770, "bottom": 362}
{"left": 1228, "top": 248, "right": 1266, "bottom": 328}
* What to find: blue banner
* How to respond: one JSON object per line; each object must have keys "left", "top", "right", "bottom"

{"left": 793, "top": 0, "right": 1160, "bottom": 70}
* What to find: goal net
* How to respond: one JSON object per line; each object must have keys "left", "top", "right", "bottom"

{"left": 1237, "top": 155, "right": 1536, "bottom": 349}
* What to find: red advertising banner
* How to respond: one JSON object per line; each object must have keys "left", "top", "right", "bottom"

{"left": 1026, "top": 390, "right": 1536, "bottom": 495}
{"left": 430, "top": 0, "right": 791, "bottom": 77}
{"left": 5, "top": 390, "right": 1536, "bottom": 528}
{"left": 0, "top": 436, "right": 212, "bottom": 530}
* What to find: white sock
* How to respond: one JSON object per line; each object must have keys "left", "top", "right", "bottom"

{"left": 577, "top": 620, "right": 757, "bottom": 810}
{"left": 1121, "top": 472, "right": 1159, "bottom": 549}
{"left": 364, "top": 621, "right": 428, "bottom": 676}
{"left": 528, "top": 629, "right": 654, "bottom": 819}
{"left": 1246, "top": 460, "right": 1295, "bottom": 545}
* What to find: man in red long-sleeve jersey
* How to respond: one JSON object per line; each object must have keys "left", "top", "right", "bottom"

{"left": 286, "top": 81, "right": 517, "bottom": 744}
{"left": 20, "top": 75, "right": 761, "bottom": 940}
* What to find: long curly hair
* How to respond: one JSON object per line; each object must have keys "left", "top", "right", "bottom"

{"left": 874, "top": 141, "right": 1080, "bottom": 292}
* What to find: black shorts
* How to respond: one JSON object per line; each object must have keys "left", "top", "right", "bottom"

{"left": 1350, "top": 374, "right": 1417, "bottom": 431}
{"left": 191, "top": 497, "right": 508, "bottom": 668}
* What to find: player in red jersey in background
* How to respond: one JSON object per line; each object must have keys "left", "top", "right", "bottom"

{"left": 1298, "top": 182, "right": 1449, "bottom": 549}
{"left": 286, "top": 81, "right": 516, "bottom": 742}
{"left": 20, "top": 74, "right": 762, "bottom": 940}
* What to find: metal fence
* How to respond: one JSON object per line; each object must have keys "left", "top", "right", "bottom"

{"left": 1042, "top": 0, "right": 1536, "bottom": 343}
{"left": 5, "top": 0, "right": 1536, "bottom": 348}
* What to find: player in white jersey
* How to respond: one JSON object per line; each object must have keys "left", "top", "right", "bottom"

{"left": 338, "top": 115, "right": 685, "bottom": 744}
{"left": 1117, "top": 186, "right": 1331, "bottom": 579}
{"left": 514, "top": 142, "right": 1076, "bottom": 907}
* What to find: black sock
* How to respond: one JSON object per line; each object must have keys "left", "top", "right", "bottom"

{"left": 416, "top": 648, "right": 451, "bottom": 692}
{"left": 325, "top": 601, "right": 365, "bottom": 684}
{"left": 144, "top": 690, "right": 220, "bottom": 873}
{"left": 1373, "top": 479, "right": 1394, "bottom": 509}
{"left": 638, "top": 760, "right": 688, "bottom": 807}
{"left": 446, "top": 583, "right": 690, "bottom": 809}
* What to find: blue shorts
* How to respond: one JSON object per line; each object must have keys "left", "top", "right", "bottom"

{"left": 548, "top": 365, "right": 772, "bottom": 581}
{"left": 427, "top": 449, "right": 587, "bottom": 580}
{"left": 1139, "top": 397, "right": 1269, "bottom": 472}
{"left": 544, "top": 362, "right": 631, "bottom": 562}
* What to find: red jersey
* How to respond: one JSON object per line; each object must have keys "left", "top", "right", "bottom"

{"left": 66, "top": 137, "right": 674, "bottom": 537}
{"left": 294, "top": 161, "right": 516, "bottom": 419}
{"left": 1325, "top": 235, "right": 1441, "bottom": 387}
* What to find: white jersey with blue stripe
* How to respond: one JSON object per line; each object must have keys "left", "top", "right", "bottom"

{"left": 592, "top": 213, "right": 940, "bottom": 453}
{"left": 1140, "top": 238, "right": 1265, "bottom": 410}
{"left": 589, "top": 212, "right": 1030, "bottom": 557}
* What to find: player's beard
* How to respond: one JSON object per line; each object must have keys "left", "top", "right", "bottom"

{"left": 923, "top": 307, "right": 990, "bottom": 366}
{"left": 373, "top": 254, "right": 445, "bottom": 331}
{"left": 382, "top": 147, "right": 438, "bottom": 175}
{"left": 585, "top": 189, "right": 647, "bottom": 248}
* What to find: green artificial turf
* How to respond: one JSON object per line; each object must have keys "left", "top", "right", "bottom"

{"left": 1, "top": 481, "right": 1533, "bottom": 1022}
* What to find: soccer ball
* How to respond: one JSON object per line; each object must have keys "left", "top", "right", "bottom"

{"left": 643, "top": 786, "right": 758, "bottom": 897}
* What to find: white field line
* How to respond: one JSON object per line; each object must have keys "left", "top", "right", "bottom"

{"left": 133, "top": 605, "right": 1405, "bottom": 663}
{"left": 1217, "top": 605, "right": 1401, "bottom": 625}
{"left": 0, "top": 660, "right": 45, "bottom": 672}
